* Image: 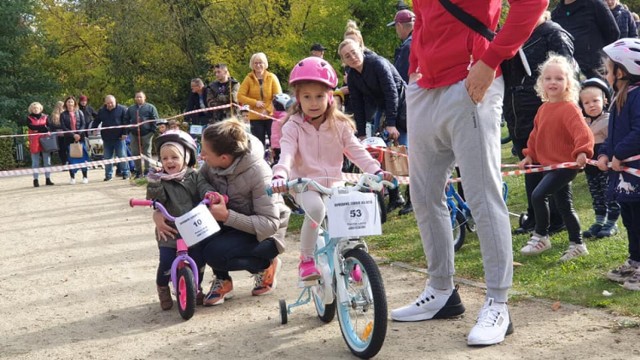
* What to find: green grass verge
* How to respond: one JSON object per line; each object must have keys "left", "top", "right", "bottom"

{"left": 285, "top": 131, "right": 640, "bottom": 317}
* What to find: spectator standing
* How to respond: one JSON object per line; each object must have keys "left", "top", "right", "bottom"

{"left": 391, "top": 0, "right": 546, "bottom": 347}
{"left": 185, "top": 78, "right": 211, "bottom": 127}
{"left": 310, "top": 43, "right": 326, "bottom": 58}
{"left": 94, "top": 95, "right": 129, "bottom": 181}
{"left": 26, "top": 102, "right": 54, "bottom": 187}
{"left": 501, "top": 11, "right": 574, "bottom": 234}
{"left": 48, "top": 100, "right": 67, "bottom": 165}
{"left": 551, "top": 0, "right": 620, "bottom": 79}
{"left": 61, "top": 95, "right": 89, "bottom": 184}
{"left": 387, "top": 9, "right": 415, "bottom": 83}
{"left": 207, "top": 64, "right": 239, "bottom": 123}
{"left": 606, "top": 0, "right": 637, "bottom": 38}
{"left": 78, "top": 95, "right": 98, "bottom": 128}
{"left": 388, "top": 8, "right": 415, "bottom": 215}
{"left": 238, "top": 52, "right": 282, "bottom": 147}
{"left": 125, "top": 91, "right": 159, "bottom": 178}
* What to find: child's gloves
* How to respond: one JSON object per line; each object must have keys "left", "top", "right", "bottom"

{"left": 146, "top": 167, "right": 164, "bottom": 183}
{"left": 270, "top": 176, "right": 288, "bottom": 193}
{"left": 204, "top": 191, "right": 228, "bottom": 204}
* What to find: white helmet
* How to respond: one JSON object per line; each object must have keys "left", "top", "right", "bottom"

{"left": 361, "top": 136, "right": 387, "bottom": 148}
{"left": 603, "top": 38, "right": 640, "bottom": 77}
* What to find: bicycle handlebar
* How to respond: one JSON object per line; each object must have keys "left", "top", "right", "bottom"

{"left": 266, "top": 173, "right": 397, "bottom": 197}
{"left": 129, "top": 197, "right": 214, "bottom": 222}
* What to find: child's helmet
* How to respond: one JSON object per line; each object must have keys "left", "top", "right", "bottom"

{"left": 155, "top": 129, "right": 198, "bottom": 167}
{"left": 239, "top": 104, "right": 250, "bottom": 112}
{"left": 289, "top": 57, "right": 338, "bottom": 88}
{"left": 156, "top": 118, "right": 168, "bottom": 125}
{"left": 581, "top": 77, "right": 612, "bottom": 106}
{"left": 603, "top": 38, "right": 640, "bottom": 77}
{"left": 273, "top": 93, "right": 295, "bottom": 112}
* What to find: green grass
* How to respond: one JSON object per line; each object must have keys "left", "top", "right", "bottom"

{"left": 285, "top": 130, "right": 640, "bottom": 317}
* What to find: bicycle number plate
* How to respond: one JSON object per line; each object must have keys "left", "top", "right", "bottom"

{"left": 175, "top": 204, "right": 220, "bottom": 247}
{"left": 189, "top": 124, "right": 204, "bottom": 135}
{"left": 326, "top": 191, "right": 381, "bottom": 238}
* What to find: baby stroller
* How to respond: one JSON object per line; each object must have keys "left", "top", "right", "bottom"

{"left": 87, "top": 129, "right": 104, "bottom": 168}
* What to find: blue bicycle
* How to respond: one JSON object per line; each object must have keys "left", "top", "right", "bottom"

{"left": 447, "top": 181, "right": 508, "bottom": 252}
{"left": 269, "top": 174, "right": 396, "bottom": 359}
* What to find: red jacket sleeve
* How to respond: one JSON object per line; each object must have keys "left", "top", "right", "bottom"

{"left": 481, "top": 0, "right": 549, "bottom": 70}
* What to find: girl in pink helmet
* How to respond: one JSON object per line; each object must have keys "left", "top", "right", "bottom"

{"left": 597, "top": 38, "right": 640, "bottom": 291}
{"left": 269, "top": 57, "right": 393, "bottom": 281}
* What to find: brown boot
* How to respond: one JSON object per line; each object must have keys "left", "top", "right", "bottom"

{"left": 157, "top": 286, "right": 173, "bottom": 310}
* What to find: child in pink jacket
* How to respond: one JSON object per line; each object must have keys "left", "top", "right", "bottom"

{"left": 270, "top": 57, "right": 392, "bottom": 281}
{"left": 270, "top": 94, "right": 294, "bottom": 165}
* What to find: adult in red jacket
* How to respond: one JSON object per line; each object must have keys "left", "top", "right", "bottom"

{"left": 26, "top": 102, "right": 54, "bottom": 187}
{"left": 390, "top": 0, "right": 547, "bottom": 347}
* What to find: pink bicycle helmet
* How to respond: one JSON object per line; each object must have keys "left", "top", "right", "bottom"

{"left": 289, "top": 57, "right": 338, "bottom": 88}
{"left": 603, "top": 38, "right": 640, "bottom": 77}
{"left": 155, "top": 129, "right": 198, "bottom": 167}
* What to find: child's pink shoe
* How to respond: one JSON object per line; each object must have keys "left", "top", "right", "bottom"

{"left": 299, "top": 256, "right": 321, "bottom": 282}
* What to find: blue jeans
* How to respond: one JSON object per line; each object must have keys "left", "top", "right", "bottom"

{"left": 31, "top": 152, "right": 52, "bottom": 180}
{"left": 103, "top": 138, "right": 129, "bottom": 178}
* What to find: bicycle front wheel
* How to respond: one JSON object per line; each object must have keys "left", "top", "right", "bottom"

{"left": 176, "top": 266, "right": 196, "bottom": 320}
{"left": 336, "top": 248, "right": 387, "bottom": 359}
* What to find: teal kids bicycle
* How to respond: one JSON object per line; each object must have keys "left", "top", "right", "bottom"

{"left": 268, "top": 173, "right": 396, "bottom": 359}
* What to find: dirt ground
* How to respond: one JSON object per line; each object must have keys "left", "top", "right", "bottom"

{"left": 1, "top": 171, "right": 639, "bottom": 360}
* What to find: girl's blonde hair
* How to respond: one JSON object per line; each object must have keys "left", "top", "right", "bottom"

{"left": 28, "top": 102, "right": 43, "bottom": 114}
{"left": 283, "top": 81, "right": 356, "bottom": 132}
{"left": 202, "top": 117, "right": 250, "bottom": 158}
{"left": 534, "top": 54, "right": 580, "bottom": 103}
{"left": 50, "top": 101, "right": 64, "bottom": 126}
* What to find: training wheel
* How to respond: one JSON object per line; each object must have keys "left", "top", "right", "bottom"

{"left": 519, "top": 213, "right": 527, "bottom": 227}
{"left": 279, "top": 299, "right": 288, "bottom": 325}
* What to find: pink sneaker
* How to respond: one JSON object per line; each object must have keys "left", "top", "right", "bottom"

{"left": 299, "top": 256, "right": 321, "bottom": 282}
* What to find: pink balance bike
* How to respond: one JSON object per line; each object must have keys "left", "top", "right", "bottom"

{"left": 129, "top": 197, "right": 221, "bottom": 320}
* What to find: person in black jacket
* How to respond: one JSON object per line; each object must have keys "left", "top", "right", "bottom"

{"left": 551, "top": 0, "right": 620, "bottom": 80}
{"left": 124, "top": 91, "right": 159, "bottom": 178}
{"left": 93, "top": 95, "right": 129, "bottom": 181}
{"left": 502, "top": 11, "right": 575, "bottom": 234}
{"left": 79, "top": 95, "right": 98, "bottom": 128}
{"left": 606, "top": 0, "right": 638, "bottom": 38}
{"left": 60, "top": 95, "right": 89, "bottom": 184}
{"left": 388, "top": 9, "right": 414, "bottom": 83}
{"left": 185, "top": 78, "right": 212, "bottom": 127}
{"left": 339, "top": 38, "right": 407, "bottom": 211}
{"left": 206, "top": 64, "right": 239, "bottom": 123}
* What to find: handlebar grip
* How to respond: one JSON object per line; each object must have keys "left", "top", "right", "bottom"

{"left": 129, "top": 198, "right": 153, "bottom": 207}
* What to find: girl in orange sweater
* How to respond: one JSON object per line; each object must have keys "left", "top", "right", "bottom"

{"left": 519, "top": 55, "right": 595, "bottom": 261}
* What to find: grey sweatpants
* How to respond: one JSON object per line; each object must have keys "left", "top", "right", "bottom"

{"left": 406, "top": 78, "right": 512, "bottom": 302}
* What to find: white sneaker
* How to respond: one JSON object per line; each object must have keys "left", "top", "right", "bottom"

{"left": 467, "top": 298, "right": 513, "bottom": 346}
{"left": 391, "top": 285, "right": 465, "bottom": 322}
{"left": 82, "top": 177, "right": 89, "bottom": 184}
{"left": 559, "top": 243, "right": 588, "bottom": 262}
{"left": 69, "top": 178, "right": 76, "bottom": 185}
{"left": 520, "top": 233, "right": 551, "bottom": 255}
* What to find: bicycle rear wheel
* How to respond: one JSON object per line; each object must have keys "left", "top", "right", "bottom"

{"left": 176, "top": 266, "right": 196, "bottom": 320}
{"left": 336, "top": 248, "right": 387, "bottom": 359}
{"left": 450, "top": 208, "right": 467, "bottom": 252}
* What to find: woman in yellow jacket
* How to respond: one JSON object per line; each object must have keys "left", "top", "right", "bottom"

{"left": 238, "top": 52, "right": 282, "bottom": 146}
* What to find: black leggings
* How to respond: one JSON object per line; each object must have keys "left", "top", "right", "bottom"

{"left": 250, "top": 120, "right": 272, "bottom": 148}
{"left": 512, "top": 137, "right": 564, "bottom": 226}
{"left": 532, "top": 168, "right": 582, "bottom": 243}
{"left": 620, "top": 202, "right": 640, "bottom": 262}
{"left": 201, "top": 227, "right": 279, "bottom": 279}
{"left": 156, "top": 243, "right": 206, "bottom": 288}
